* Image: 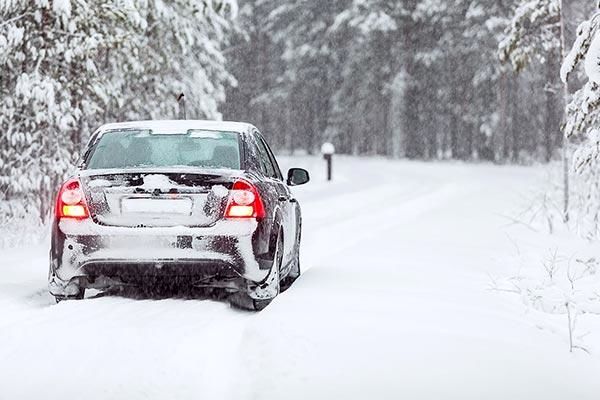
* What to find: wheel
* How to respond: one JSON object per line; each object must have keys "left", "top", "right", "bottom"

{"left": 228, "top": 292, "right": 273, "bottom": 311}
{"left": 281, "top": 224, "right": 302, "bottom": 292}
{"left": 54, "top": 288, "right": 85, "bottom": 303}
{"left": 229, "top": 232, "right": 283, "bottom": 311}
{"left": 280, "top": 249, "right": 300, "bottom": 292}
{"left": 251, "top": 298, "right": 272, "bottom": 311}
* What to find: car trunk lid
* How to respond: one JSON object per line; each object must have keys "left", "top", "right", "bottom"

{"left": 79, "top": 170, "right": 238, "bottom": 227}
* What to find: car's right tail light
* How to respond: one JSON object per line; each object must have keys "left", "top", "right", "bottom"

{"left": 225, "top": 179, "right": 265, "bottom": 219}
{"left": 56, "top": 178, "right": 90, "bottom": 219}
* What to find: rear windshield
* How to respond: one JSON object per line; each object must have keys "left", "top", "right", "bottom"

{"left": 85, "top": 130, "right": 241, "bottom": 170}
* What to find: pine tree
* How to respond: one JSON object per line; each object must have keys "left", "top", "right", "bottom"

{"left": 0, "top": 1, "right": 126, "bottom": 218}
{"left": 107, "top": 0, "right": 238, "bottom": 121}
{"left": 499, "top": 0, "right": 563, "bottom": 162}
{"left": 561, "top": 6, "right": 600, "bottom": 167}
{"left": 560, "top": 3, "right": 600, "bottom": 237}
{"left": 0, "top": 0, "right": 237, "bottom": 221}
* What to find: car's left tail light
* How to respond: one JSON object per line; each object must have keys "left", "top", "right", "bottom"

{"left": 56, "top": 178, "right": 90, "bottom": 219}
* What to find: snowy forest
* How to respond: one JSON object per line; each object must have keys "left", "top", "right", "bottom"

{"left": 2, "top": 2, "right": 600, "bottom": 396}
{"left": 1, "top": 0, "right": 600, "bottom": 232}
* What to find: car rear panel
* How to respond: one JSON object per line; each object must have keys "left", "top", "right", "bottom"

{"left": 50, "top": 216, "right": 267, "bottom": 294}
{"left": 49, "top": 168, "right": 273, "bottom": 295}
{"left": 80, "top": 170, "right": 239, "bottom": 228}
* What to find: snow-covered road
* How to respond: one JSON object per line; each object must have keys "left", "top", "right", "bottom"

{"left": 1, "top": 157, "right": 598, "bottom": 400}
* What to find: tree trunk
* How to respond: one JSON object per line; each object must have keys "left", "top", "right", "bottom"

{"left": 560, "top": 0, "right": 570, "bottom": 222}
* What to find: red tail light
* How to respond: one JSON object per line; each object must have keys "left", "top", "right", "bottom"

{"left": 56, "top": 178, "right": 90, "bottom": 219}
{"left": 225, "top": 179, "right": 265, "bottom": 219}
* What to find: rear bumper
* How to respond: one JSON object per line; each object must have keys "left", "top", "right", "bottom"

{"left": 49, "top": 218, "right": 268, "bottom": 296}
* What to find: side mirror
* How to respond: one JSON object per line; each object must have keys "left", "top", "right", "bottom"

{"left": 287, "top": 168, "right": 310, "bottom": 186}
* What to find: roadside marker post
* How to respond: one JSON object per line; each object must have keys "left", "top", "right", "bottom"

{"left": 321, "top": 142, "right": 335, "bottom": 181}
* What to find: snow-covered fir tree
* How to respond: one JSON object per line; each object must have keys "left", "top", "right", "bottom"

{"left": 561, "top": 6, "right": 600, "bottom": 169}
{"left": 499, "top": 0, "right": 561, "bottom": 72}
{"left": 106, "top": 0, "right": 238, "bottom": 122}
{"left": 224, "top": 0, "right": 563, "bottom": 161}
{"left": 560, "top": 4, "right": 600, "bottom": 237}
{"left": 0, "top": 0, "right": 126, "bottom": 218}
{"left": 499, "top": 0, "right": 563, "bottom": 162}
{"left": 0, "top": 0, "right": 237, "bottom": 221}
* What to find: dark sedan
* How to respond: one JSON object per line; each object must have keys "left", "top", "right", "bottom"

{"left": 48, "top": 120, "right": 309, "bottom": 310}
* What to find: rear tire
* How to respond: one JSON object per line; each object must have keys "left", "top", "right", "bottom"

{"left": 280, "top": 250, "right": 300, "bottom": 292}
{"left": 227, "top": 292, "right": 272, "bottom": 311}
{"left": 54, "top": 289, "right": 85, "bottom": 303}
{"left": 229, "top": 232, "right": 283, "bottom": 312}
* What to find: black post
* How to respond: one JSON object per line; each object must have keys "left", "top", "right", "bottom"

{"left": 324, "top": 154, "right": 332, "bottom": 181}
{"left": 177, "top": 93, "right": 186, "bottom": 120}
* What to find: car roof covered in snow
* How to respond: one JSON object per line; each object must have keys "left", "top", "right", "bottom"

{"left": 95, "top": 120, "right": 255, "bottom": 135}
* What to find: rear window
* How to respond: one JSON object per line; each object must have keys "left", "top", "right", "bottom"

{"left": 85, "top": 130, "right": 241, "bottom": 170}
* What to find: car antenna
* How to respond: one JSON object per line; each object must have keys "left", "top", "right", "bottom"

{"left": 177, "top": 93, "right": 186, "bottom": 120}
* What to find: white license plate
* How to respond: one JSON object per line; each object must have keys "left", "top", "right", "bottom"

{"left": 121, "top": 198, "right": 192, "bottom": 215}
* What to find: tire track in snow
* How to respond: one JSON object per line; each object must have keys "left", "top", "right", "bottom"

{"left": 300, "top": 181, "right": 459, "bottom": 268}
{"left": 0, "top": 295, "right": 254, "bottom": 399}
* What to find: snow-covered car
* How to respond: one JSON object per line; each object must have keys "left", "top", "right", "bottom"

{"left": 48, "top": 120, "right": 309, "bottom": 310}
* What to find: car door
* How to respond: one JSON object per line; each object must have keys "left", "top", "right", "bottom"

{"left": 253, "top": 130, "right": 298, "bottom": 270}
